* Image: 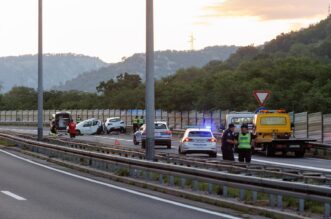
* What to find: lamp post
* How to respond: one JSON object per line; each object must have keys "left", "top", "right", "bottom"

{"left": 37, "top": 0, "right": 43, "bottom": 141}
{"left": 145, "top": 0, "right": 155, "bottom": 160}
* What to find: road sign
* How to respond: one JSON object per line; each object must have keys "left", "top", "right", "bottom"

{"left": 253, "top": 90, "right": 271, "bottom": 106}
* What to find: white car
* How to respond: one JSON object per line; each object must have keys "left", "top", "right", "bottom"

{"left": 178, "top": 128, "right": 217, "bottom": 157}
{"left": 133, "top": 122, "right": 172, "bottom": 149}
{"left": 76, "top": 118, "right": 103, "bottom": 135}
{"left": 105, "top": 117, "right": 126, "bottom": 133}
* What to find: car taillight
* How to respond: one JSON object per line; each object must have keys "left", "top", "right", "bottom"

{"left": 183, "top": 137, "right": 193, "bottom": 142}
{"left": 208, "top": 138, "right": 217, "bottom": 142}
{"left": 164, "top": 130, "right": 172, "bottom": 135}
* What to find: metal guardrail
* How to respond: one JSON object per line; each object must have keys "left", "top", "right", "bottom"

{"left": 10, "top": 132, "right": 328, "bottom": 183}
{"left": 0, "top": 132, "right": 330, "bottom": 218}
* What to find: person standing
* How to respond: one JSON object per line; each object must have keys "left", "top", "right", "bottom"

{"left": 236, "top": 124, "right": 255, "bottom": 163}
{"left": 76, "top": 115, "right": 81, "bottom": 124}
{"left": 50, "top": 120, "right": 57, "bottom": 136}
{"left": 132, "top": 116, "right": 139, "bottom": 132}
{"left": 68, "top": 119, "right": 77, "bottom": 139}
{"left": 221, "top": 123, "right": 236, "bottom": 161}
{"left": 139, "top": 116, "right": 145, "bottom": 128}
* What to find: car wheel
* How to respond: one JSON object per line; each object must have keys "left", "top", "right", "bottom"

{"left": 133, "top": 136, "right": 139, "bottom": 145}
{"left": 120, "top": 127, "right": 125, "bottom": 133}
{"left": 141, "top": 141, "right": 146, "bottom": 149}
{"left": 209, "top": 152, "right": 217, "bottom": 158}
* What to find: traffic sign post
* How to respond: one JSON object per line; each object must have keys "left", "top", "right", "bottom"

{"left": 253, "top": 90, "right": 271, "bottom": 106}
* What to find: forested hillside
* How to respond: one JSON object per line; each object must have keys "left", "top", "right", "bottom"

{"left": 54, "top": 46, "right": 238, "bottom": 92}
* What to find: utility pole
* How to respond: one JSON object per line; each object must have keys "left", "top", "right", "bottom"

{"left": 37, "top": 0, "right": 43, "bottom": 141}
{"left": 145, "top": 0, "right": 155, "bottom": 160}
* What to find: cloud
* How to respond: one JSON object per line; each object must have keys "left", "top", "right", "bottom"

{"left": 204, "top": 0, "right": 329, "bottom": 20}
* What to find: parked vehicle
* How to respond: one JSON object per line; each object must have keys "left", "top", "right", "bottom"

{"left": 51, "top": 111, "right": 72, "bottom": 133}
{"left": 253, "top": 109, "right": 315, "bottom": 157}
{"left": 104, "top": 117, "right": 126, "bottom": 133}
{"left": 224, "top": 112, "right": 255, "bottom": 133}
{"left": 133, "top": 122, "right": 172, "bottom": 149}
{"left": 179, "top": 128, "right": 217, "bottom": 158}
{"left": 76, "top": 118, "right": 103, "bottom": 135}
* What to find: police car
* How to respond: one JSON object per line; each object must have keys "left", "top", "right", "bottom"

{"left": 178, "top": 128, "right": 217, "bottom": 157}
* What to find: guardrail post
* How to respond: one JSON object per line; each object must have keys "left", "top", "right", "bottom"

{"left": 192, "top": 180, "right": 198, "bottom": 191}
{"left": 252, "top": 191, "right": 257, "bottom": 203}
{"left": 239, "top": 189, "right": 245, "bottom": 201}
{"left": 180, "top": 178, "right": 186, "bottom": 189}
{"left": 277, "top": 195, "right": 283, "bottom": 209}
{"left": 223, "top": 185, "right": 228, "bottom": 197}
{"left": 324, "top": 203, "right": 330, "bottom": 219}
{"left": 159, "top": 174, "right": 163, "bottom": 184}
{"left": 169, "top": 175, "right": 174, "bottom": 186}
{"left": 299, "top": 199, "right": 305, "bottom": 213}
{"left": 208, "top": 183, "right": 213, "bottom": 194}
{"left": 269, "top": 194, "right": 275, "bottom": 207}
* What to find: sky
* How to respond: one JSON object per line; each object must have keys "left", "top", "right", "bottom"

{"left": 0, "top": 0, "right": 329, "bottom": 63}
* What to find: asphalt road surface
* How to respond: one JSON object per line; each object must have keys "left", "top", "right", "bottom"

{"left": 0, "top": 149, "right": 246, "bottom": 219}
{"left": 1, "top": 126, "right": 331, "bottom": 173}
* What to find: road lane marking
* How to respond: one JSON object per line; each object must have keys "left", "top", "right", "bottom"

{"left": 1, "top": 191, "right": 26, "bottom": 201}
{"left": 0, "top": 149, "right": 242, "bottom": 219}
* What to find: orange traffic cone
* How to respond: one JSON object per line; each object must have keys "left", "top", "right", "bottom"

{"left": 115, "top": 139, "right": 121, "bottom": 146}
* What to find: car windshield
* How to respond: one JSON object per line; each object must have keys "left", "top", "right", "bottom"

{"left": 231, "top": 117, "right": 253, "bottom": 125}
{"left": 261, "top": 117, "right": 287, "bottom": 125}
{"left": 155, "top": 123, "right": 167, "bottom": 129}
{"left": 188, "top": 131, "right": 212, "bottom": 138}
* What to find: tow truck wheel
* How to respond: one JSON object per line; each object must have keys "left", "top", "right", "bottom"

{"left": 265, "top": 145, "right": 275, "bottom": 157}
{"left": 295, "top": 150, "right": 305, "bottom": 158}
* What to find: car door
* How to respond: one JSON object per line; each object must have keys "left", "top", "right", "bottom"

{"left": 91, "top": 120, "right": 99, "bottom": 134}
{"left": 82, "top": 121, "right": 92, "bottom": 135}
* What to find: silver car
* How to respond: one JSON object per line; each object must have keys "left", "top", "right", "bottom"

{"left": 179, "top": 128, "right": 217, "bottom": 157}
{"left": 133, "top": 122, "right": 172, "bottom": 149}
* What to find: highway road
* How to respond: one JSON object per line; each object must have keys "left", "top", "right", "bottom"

{"left": 1, "top": 126, "right": 331, "bottom": 173}
{"left": 0, "top": 149, "right": 249, "bottom": 219}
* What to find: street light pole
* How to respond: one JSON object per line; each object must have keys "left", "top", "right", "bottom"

{"left": 145, "top": 0, "right": 155, "bottom": 160}
{"left": 37, "top": 0, "right": 43, "bottom": 141}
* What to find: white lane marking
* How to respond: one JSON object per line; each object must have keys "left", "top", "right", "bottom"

{"left": 0, "top": 149, "right": 241, "bottom": 219}
{"left": 217, "top": 153, "right": 331, "bottom": 173}
{"left": 1, "top": 191, "right": 26, "bottom": 201}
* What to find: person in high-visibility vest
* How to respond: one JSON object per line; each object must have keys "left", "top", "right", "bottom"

{"left": 76, "top": 115, "right": 81, "bottom": 124}
{"left": 138, "top": 116, "right": 145, "bottom": 128}
{"left": 236, "top": 124, "right": 255, "bottom": 163}
{"left": 132, "top": 116, "right": 139, "bottom": 132}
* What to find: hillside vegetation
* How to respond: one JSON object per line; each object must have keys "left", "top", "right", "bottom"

{"left": 54, "top": 46, "right": 238, "bottom": 92}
